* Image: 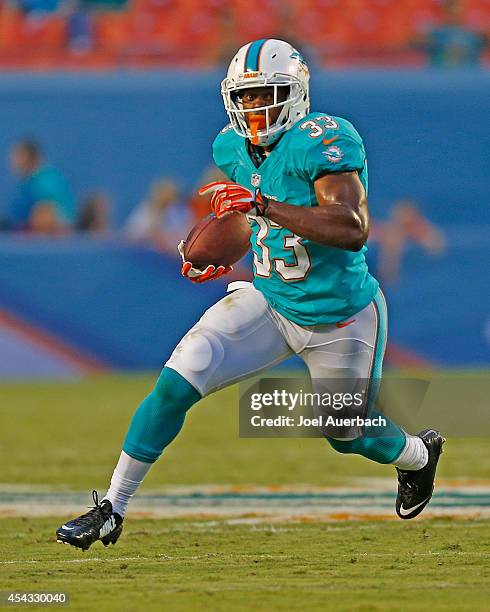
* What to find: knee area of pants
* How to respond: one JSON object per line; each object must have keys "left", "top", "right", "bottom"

{"left": 172, "top": 329, "right": 213, "bottom": 372}
{"left": 172, "top": 331, "right": 222, "bottom": 374}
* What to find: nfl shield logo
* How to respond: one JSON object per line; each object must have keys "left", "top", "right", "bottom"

{"left": 251, "top": 173, "right": 261, "bottom": 188}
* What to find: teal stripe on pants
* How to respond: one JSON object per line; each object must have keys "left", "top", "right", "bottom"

{"left": 366, "top": 288, "right": 387, "bottom": 415}
{"left": 326, "top": 289, "right": 406, "bottom": 464}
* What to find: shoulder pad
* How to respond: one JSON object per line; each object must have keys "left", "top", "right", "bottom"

{"left": 292, "top": 112, "right": 362, "bottom": 142}
{"left": 289, "top": 113, "right": 366, "bottom": 180}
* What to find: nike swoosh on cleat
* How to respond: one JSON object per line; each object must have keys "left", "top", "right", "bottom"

{"left": 61, "top": 525, "right": 75, "bottom": 530}
{"left": 399, "top": 496, "right": 431, "bottom": 516}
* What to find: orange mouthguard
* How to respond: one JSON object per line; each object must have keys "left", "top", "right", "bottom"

{"left": 249, "top": 114, "right": 266, "bottom": 145}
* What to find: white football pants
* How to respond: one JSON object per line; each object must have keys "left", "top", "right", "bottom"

{"left": 166, "top": 281, "right": 386, "bottom": 403}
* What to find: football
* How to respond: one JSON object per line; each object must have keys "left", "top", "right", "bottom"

{"left": 183, "top": 212, "right": 251, "bottom": 269}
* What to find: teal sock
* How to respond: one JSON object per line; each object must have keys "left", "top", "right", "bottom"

{"left": 326, "top": 409, "right": 406, "bottom": 464}
{"left": 123, "top": 367, "right": 201, "bottom": 463}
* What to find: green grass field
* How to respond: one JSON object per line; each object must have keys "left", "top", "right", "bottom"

{"left": 2, "top": 374, "right": 489, "bottom": 488}
{"left": 1, "top": 518, "right": 490, "bottom": 611}
{"left": 1, "top": 374, "right": 489, "bottom": 611}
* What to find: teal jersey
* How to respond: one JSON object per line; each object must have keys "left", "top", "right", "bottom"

{"left": 212, "top": 112, "right": 378, "bottom": 326}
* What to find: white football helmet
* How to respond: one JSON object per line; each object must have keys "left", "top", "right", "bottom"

{"left": 221, "top": 39, "right": 310, "bottom": 147}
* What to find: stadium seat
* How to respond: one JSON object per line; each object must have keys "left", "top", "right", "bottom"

{"left": 408, "top": 0, "right": 443, "bottom": 34}
{"left": 131, "top": 0, "right": 178, "bottom": 9}
{"left": 118, "top": 10, "right": 183, "bottom": 64}
{"left": 1, "top": 0, "right": 487, "bottom": 68}
{"left": 464, "top": 0, "right": 490, "bottom": 32}
{"left": 291, "top": 2, "right": 355, "bottom": 55}
{"left": 20, "top": 14, "right": 67, "bottom": 51}
{"left": 354, "top": 4, "right": 416, "bottom": 47}
{"left": 93, "top": 10, "right": 128, "bottom": 53}
{"left": 157, "top": 0, "right": 229, "bottom": 66}
{"left": 292, "top": 0, "right": 344, "bottom": 9}
{"left": 125, "top": 10, "right": 162, "bottom": 45}
{"left": 0, "top": 8, "right": 23, "bottom": 51}
{"left": 231, "top": 0, "right": 284, "bottom": 46}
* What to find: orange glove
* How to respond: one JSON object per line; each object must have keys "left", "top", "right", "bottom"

{"left": 198, "top": 181, "right": 267, "bottom": 218}
{"left": 177, "top": 240, "right": 232, "bottom": 284}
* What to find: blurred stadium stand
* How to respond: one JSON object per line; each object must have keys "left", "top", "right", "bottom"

{"left": 0, "top": 69, "right": 488, "bottom": 376}
{"left": 0, "top": 236, "right": 225, "bottom": 374}
{"left": 1, "top": 70, "right": 487, "bottom": 226}
{"left": 0, "top": 0, "right": 488, "bottom": 69}
{"left": 0, "top": 228, "right": 487, "bottom": 377}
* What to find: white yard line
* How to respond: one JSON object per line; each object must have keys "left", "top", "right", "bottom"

{"left": 1, "top": 550, "right": 489, "bottom": 567}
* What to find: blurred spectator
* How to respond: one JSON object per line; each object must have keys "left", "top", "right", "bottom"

{"left": 124, "top": 178, "right": 194, "bottom": 250}
{"left": 17, "top": 0, "right": 60, "bottom": 13}
{"left": 7, "top": 139, "right": 75, "bottom": 234}
{"left": 371, "top": 200, "right": 446, "bottom": 284}
{"left": 14, "top": 0, "right": 127, "bottom": 15}
{"left": 76, "top": 192, "right": 111, "bottom": 233}
{"left": 188, "top": 165, "right": 227, "bottom": 220}
{"left": 81, "top": 0, "right": 127, "bottom": 9}
{"left": 420, "top": 0, "right": 487, "bottom": 67}
{"left": 65, "top": 0, "right": 93, "bottom": 54}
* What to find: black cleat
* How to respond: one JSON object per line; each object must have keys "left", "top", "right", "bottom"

{"left": 396, "top": 429, "right": 445, "bottom": 520}
{"left": 56, "top": 490, "right": 123, "bottom": 551}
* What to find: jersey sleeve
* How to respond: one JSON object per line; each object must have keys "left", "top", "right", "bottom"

{"left": 212, "top": 125, "right": 238, "bottom": 181}
{"left": 296, "top": 116, "right": 367, "bottom": 182}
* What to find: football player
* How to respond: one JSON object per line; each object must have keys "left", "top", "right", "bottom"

{"left": 56, "top": 39, "right": 444, "bottom": 550}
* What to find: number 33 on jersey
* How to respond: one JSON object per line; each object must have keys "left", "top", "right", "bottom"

{"left": 252, "top": 216, "right": 311, "bottom": 281}
{"left": 213, "top": 112, "right": 379, "bottom": 327}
